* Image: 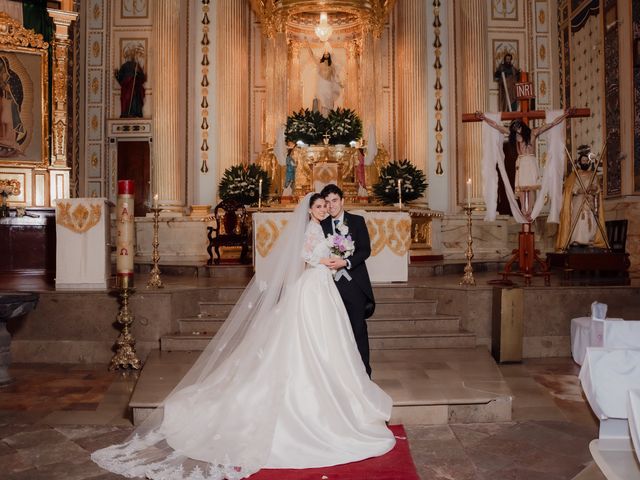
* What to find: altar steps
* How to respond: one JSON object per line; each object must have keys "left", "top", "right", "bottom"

{"left": 159, "top": 286, "right": 475, "bottom": 352}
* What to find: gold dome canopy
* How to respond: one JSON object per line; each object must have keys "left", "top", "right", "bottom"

{"left": 250, "top": 0, "right": 396, "bottom": 39}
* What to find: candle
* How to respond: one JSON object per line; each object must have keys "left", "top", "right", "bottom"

{"left": 117, "top": 180, "right": 135, "bottom": 288}
{"left": 258, "top": 178, "right": 263, "bottom": 209}
{"left": 153, "top": 193, "right": 158, "bottom": 210}
{"left": 466, "top": 178, "right": 472, "bottom": 208}
{"left": 398, "top": 179, "right": 403, "bottom": 209}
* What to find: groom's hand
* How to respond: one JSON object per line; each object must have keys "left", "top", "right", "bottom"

{"left": 328, "top": 258, "right": 347, "bottom": 269}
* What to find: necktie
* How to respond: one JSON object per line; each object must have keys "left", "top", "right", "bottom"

{"left": 334, "top": 219, "right": 340, "bottom": 226}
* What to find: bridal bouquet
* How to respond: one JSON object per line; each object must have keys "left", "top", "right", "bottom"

{"left": 326, "top": 227, "right": 354, "bottom": 280}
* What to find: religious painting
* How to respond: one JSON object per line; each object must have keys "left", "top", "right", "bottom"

{"left": 491, "top": 39, "right": 520, "bottom": 80}
{"left": 535, "top": 2, "right": 549, "bottom": 33}
{"left": 0, "top": 48, "right": 48, "bottom": 166}
{"left": 114, "top": 0, "right": 152, "bottom": 27}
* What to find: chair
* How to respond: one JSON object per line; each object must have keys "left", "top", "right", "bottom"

{"left": 206, "top": 199, "right": 249, "bottom": 265}
{"left": 606, "top": 219, "right": 628, "bottom": 253}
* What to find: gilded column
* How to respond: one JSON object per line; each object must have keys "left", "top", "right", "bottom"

{"left": 47, "top": 9, "right": 78, "bottom": 168}
{"left": 273, "top": 31, "right": 288, "bottom": 140}
{"left": 359, "top": 31, "right": 376, "bottom": 141}
{"left": 395, "top": 0, "right": 428, "bottom": 178}
{"left": 345, "top": 41, "right": 359, "bottom": 110}
{"left": 457, "top": 0, "right": 488, "bottom": 205}
{"left": 217, "top": 0, "right": 250, "bottom": 177}
{"left": 288, "top": 41, "right": 302, "bottom": 112}
{"left": 152, "top": 0, "right": 183, "bottom": 211}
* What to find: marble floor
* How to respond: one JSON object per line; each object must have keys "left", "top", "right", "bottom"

{"left": 0, "top": 357, "right": 604, "bottom": 480}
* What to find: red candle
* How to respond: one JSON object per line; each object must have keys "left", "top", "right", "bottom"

{"left": 116, "top": 180, "right": 135, "bottom": 288}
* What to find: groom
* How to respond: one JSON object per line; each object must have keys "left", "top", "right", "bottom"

{"left": 320, "top": 184, "right": 375, "bottom": 376}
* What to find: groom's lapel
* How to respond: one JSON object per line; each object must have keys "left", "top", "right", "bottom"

{"left": 321, "top": 217, "right": 332, "bottom": 237}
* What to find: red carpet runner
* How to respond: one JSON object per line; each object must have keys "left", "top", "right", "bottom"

{"left": 251, "top": 425, "right": 420, "bottom": 480}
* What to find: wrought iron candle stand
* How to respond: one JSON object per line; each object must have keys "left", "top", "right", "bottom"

{"left": 460, "top": 206, "right": 476, "bottom": 286}
{"left": 147, "top": 207, "right": 164, "bottom": 289}
{"left": 109, "top": 277, "right": 141, "bottom": 371}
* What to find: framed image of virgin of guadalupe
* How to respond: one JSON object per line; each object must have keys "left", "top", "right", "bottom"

{"left": 0, "top": 12, "right": 49, "bottom": 167}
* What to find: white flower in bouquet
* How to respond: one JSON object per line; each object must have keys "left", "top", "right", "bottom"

{"left": 326, "top": 233, "right": 355, "bottom": 259}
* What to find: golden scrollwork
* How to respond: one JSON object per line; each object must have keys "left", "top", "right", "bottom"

{"left": 56, "top": 201, "right": 102, "bottom": 233}
{"left": 366, "top": 217, "right": 387, "bottom": 256}
{"left": 386, "top": 218, "right": 412, "bottom": 256}
{"left": 0, "top": 179, "right": 21, "bottom": 196}
{"left": 255, "top": 218, "right": 288, "bottom": 257}
{"left": 0, "top": 12, "right": 49, "bottom": 50}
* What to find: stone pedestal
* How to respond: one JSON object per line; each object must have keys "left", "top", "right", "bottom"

{"left": 0, "top": 293, "right": 38, "bottom": 385}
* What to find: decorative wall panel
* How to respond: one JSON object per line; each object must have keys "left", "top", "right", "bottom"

{"left": 633, "top": 0, "right": 640, "bottom": 192}
{"left": 603, "top": 2, "right": 621, "bottom": 196}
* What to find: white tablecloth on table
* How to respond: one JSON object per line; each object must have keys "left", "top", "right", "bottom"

{"left": 571, "top": 317, "right": 630, "bottom": 365}
{"left": 628, "top": 390, "right": 640, "bottom": 461}
{"left": 579, "top": 348, "right": 640, "bottom": 420}
{"left": 253, "top": 211, "right": 411, "bottom": 282}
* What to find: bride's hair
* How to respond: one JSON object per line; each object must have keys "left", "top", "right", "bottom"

{"left": 309, "top": 192, "right": 323, "bottom": 208}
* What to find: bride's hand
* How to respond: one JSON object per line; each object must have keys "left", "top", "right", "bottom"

{"left": 319, "top": 258, "right": 333, "bottom": 266}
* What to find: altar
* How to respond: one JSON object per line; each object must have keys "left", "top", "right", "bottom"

{"left": 253, "top": 209, "right": 412, "bottom": 282}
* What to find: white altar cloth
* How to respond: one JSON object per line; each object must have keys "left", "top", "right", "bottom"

{"left": 253, "top": 210, "right": 411, "bottom": 282}
{"left": 628, "top": 390, "right": 640, "bottom": 462}
{"left": 571, "top": 317, "right": 628, "bottom": 365}
{"left": 55, "top": 198, "right": 110, "bottom": 290}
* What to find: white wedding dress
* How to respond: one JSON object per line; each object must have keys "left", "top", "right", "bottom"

{"left": 91, "top": 199, "right": 395, "bottom": 479}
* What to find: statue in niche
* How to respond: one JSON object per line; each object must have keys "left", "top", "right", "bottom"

{"left": 283, "top": 144, "right": 297, "bottom": 196}
{"left": 0, "top": 56, "right": 26, "bottom": 157}
{"left": 494, "top": 52, "right": 520, "bottom": 112}
{"left": 306, "top": 42, "right": 342, "bottom": 116}
{"left": 115, "top": 45, "right": 146, "bottom": 118}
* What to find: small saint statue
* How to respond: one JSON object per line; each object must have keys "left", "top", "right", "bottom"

{"left": 494, "top": 53, "right": 521, "bottom": 112}
{"left": 283, "top": 144, "right": 297, "bottom": 197}
{"left": 115, "top": 45, "right": 146, "bottom": 118}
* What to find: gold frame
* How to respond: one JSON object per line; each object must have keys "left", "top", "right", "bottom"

{"left": 0, "top": 12, "right": 50, "bottom": 168}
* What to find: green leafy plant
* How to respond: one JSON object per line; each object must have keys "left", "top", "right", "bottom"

{"left": 285, "top": 109, "right": 328, "bottom": 145}
{"left": 218, "top": 164, "right": 271, "bottom": 206}
{"left": 373, "top": 159, "right": 428, "bottom": 205}
{"left": 327, "top": 108, "right": 363, "bottom": 145}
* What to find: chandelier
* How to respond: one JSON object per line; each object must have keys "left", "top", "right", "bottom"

{"left": 314, "top": 12, "right": 333, "bottom": 42}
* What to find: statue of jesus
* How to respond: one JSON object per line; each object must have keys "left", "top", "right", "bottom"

{"left": 306, "top": 43, "right": 342, "bottom": 116}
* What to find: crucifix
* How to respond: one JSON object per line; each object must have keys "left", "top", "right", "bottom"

{"left": 462, "top": 71, "right": 590, "bottom": 286}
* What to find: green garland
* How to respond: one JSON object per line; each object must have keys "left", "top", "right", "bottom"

{"left": 373, "top": 159, "right": 428, "bottom": 205}
{"left": 285, "top": 108, "right": 363, "bottom": 145}
{"left": 218, "top": 164, "right": 271, "bottom": 206}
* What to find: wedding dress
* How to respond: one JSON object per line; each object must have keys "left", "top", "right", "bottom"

{"left": 91, "top": 193, "right": 395, "bottom": 479}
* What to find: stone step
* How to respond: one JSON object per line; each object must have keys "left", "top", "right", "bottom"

{"left": 177, "top": 314, "right": 461, "bottom": 335}
{"left": 197, "top": 297, "right": 438, "bottom": 319}
{"left": 370, "top": 298, "right": 438, "bottom": 317}
{"left": 372, "top": 285, "right": 415, "bottom": 299}
{"left": 369, "top": 331, "right": 476, "bottom": 350}
{"left": 161, "top": 329, "right": 475, "bottom": 352}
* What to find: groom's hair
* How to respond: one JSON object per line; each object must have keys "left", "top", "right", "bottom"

{"left": 320, "top": 184, "right": 343, "bottom": 199}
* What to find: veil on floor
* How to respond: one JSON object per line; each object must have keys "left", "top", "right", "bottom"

{"left": 92, "top": 193, "right": 316, "bottom": 479}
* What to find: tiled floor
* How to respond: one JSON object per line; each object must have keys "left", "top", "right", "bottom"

{"left": 0, "top": 358, "right": 603, "bottom": 480}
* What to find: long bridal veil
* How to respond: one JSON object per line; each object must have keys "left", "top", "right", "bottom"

{"left": 92, "top": 193, "right": 316, "bottom": 479}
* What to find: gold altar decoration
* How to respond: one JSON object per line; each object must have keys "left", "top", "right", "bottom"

{"left": 250, "top": 0, "right": 397, "bottom": 39}
{"left": 365, "top": 217, "right": 412, "bottom": 257}
{"left": 460, "top": 206, "right": 476, "bottom": 286}
{"left": 147, "top": 206, "right": 164, "bottom": 289}
{"left": 56, "top": 201, "right": 102, "bottom": 234}
{"left": 0, "top": 179, "right": 21, "bottom": 197}
{"left": 109, "top": 286, "right": 141, "bottom": 372}
{"left": 255, "top": 218, "right": 288, "bottom": 257}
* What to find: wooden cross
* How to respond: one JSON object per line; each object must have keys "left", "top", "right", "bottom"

{"left": 461, "top": 71, "right": 591, "bottom": 286}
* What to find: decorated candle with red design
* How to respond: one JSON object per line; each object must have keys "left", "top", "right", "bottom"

{"left": 116, "top": 180, "right": 135, "bottom": 287}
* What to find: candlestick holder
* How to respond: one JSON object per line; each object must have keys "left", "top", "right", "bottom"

{"left": 109, "top": 282, "right": 141, "bottom": 371}
{"left": 460, "top": 206, "right": 476, "bottom": 286}
{"left": 147, "top": 207, "right": 164, "bottom": 289}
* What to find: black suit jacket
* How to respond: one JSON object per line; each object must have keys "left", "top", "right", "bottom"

{"left": 321, "top": 211, "right": 376, "bottom": 317}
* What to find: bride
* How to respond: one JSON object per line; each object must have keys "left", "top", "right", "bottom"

{"left": 91, "top": 192, "right": 396, "bottom": 479}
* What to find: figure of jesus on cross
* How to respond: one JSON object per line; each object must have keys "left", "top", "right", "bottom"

{"left": 462, "top": 73, "right": 590, "bottom": 285}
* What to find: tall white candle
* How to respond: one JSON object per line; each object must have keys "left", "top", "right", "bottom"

{"left": 466, "top": 178, "right": 472, "bottom": 208}
{"left": 153, "top": 193, "right": 158, "bottom": 210}
{"left": 398, "top": 179, "right": 403, "bottom": 209}
{"left": 117, "top": 180, "right": 135, "bottom": 288}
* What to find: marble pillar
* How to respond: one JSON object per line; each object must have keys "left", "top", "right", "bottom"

{"left": 345, "top": 41, "right": 359, "bottom": 111}
{"left": 152, "top": 0, "right": 184, "bottom": 212}
{"left": 265, "top": 31, "right": 288, "bottom": 145}
{"left": 456, "top": 0, "right": 488, "bottom": 206}
{"left": 217, "top": 0, "right": 249, "bottom": 176}
{"left": 395, "top": 0, "right": 428, "bottom": 182}
{"left": 288, "top": 41, "right": 302, "bottom": 113}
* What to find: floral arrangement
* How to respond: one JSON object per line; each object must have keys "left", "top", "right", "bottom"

{"left": 326, "top": 108, "right": 362, "bottom": 145}
{"left": 285, "top": 109, "right": 328, "bottom": 145}
{"left": 284, "top": 108, "right": 363, "bottom": 145}
{"left": 326, "top": 222, "right": 355, "bottom": 280}
{"left": 218, "top": 164, "right": 271, "bottom": 206}
{"left": 373, "top": 159, "right": 428, "bottom": 205}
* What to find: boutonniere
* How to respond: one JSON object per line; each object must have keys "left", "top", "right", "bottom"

{"left": 336, "top": 221, "right": 349, "bottom": 236}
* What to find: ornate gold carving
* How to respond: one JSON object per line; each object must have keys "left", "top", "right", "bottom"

{"left": 56, "top": 201, "right": 102, "bottom": 233}
{"left": 366, "top": 217, "right": 386, "bottom": 256}
{"left": 0, "top": 12, "right": 48, "bottom": 50}
{"left": 92, "top": 40, "right": 100, "bottom": 58}
{"left": 0, "top": 178, "right": 21, "bottom": 196}
{"left": 255, "top": 218, "right": 288, "bottom": 257}
{"left": 91, "top": 77, "right": 99, "bottom": 94}
{"left": 386, "top": 218, "right": 412, "bottom": 256}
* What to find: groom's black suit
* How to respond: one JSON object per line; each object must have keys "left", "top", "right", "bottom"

{"left": 321, "top": 212, "right": 375, "bottom": 376}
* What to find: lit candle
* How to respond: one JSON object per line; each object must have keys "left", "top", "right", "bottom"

{"left": 117, "top": 180, "right": 135, "bottom": 288}
{"left": 466, "top": 178, "right": 472, "bottom": 208}
{"left": 398, "top": 179, "right": 403, "bottom": 209}
{"left": 153, "top": 193, "right": 158, "bottom": 210}
{"left": 258, "top": 178, "right": 263, "bottom": 210}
